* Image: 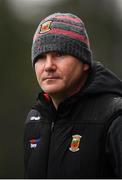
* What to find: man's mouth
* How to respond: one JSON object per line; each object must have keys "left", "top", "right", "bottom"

{"left": 43, "top": 76, "right": 60, "bottom": 81}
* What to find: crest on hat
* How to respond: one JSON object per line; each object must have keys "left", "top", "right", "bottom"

{"left": 39, "top": 20, "right": 52, "bottom": 33}
{"left": 69, "top": 134, "right": 82, "bottom": 152}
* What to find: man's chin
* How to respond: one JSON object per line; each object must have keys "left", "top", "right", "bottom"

{"left": 43, "top": 87, "right": 64, "bottom": 96}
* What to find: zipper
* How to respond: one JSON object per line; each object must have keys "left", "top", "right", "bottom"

{"left": 51, "top": 121, "right": 54, "bottom": 132}
{"left": 51, "top": 111, "right": 57, "bottom": 132}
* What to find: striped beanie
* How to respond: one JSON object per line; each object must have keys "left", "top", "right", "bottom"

{"left": 32, "top": 12, "right": 92, "bottom": 66}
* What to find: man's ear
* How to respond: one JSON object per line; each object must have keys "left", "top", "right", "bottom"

{"left": 82, "top": 63, "right": 90, "bottom": 71}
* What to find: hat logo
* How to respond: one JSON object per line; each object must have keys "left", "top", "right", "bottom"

{"left": 40, "top": 20, "right": 52, "bottom": 33}
{"left": 69, "top": 134, "right": 82, "bottom": 152}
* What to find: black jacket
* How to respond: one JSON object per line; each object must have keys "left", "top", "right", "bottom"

{"left": 24, "top": 62, "right": 122, "bottom": 178}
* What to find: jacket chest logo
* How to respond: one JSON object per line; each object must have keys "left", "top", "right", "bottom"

{"left": 69, "top": 134, "right": 82, "bottom": 152}
{"left": 29, "top": 138, "right": 40, "bottom": 148}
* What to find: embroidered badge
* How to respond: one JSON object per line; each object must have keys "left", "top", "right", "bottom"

{"left": 29, "top": 138, "right": 40, "bottom": 148}
{"left": 69, "top": 134, "right": 82, "bottom": 152}
{"left": 39, "top": 20, "right": 52, "bottom": 33}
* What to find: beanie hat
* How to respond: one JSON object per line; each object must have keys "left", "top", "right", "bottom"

{"left": 32, "top": 12, "right": 92, "bottom": 66}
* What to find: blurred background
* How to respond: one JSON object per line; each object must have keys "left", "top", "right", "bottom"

{"left": 0, "top": 0, "right": 122, "bottom": 178}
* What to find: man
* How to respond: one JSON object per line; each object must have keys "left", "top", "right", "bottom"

{"left": 24, "top": 13, "right": 122, "bottom": 178}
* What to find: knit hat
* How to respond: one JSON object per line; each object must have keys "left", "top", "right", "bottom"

{"left": 32, "top": 12, "right": 92, "bottom": 66}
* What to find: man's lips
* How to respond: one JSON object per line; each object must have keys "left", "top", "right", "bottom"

{"left": 42, "top": 76, "right": 60, "bottom": 81}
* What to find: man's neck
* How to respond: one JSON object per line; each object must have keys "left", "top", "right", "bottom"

{"left": 50, "top": 94, "right": 66, "bottom": 110}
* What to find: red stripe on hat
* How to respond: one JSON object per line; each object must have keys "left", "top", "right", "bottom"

{"left": 54, "top": 21, "right": 83, "bottom": 30}
{"left": 33, "top": 29, "right": 89, "bottom": 46}
{"left": 49, "top": 28, "right": 89, "bottom": 45}
{"left": 54, "top": 15, "right": 82, "bottom": 23}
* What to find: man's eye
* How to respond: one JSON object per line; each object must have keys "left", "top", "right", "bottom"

{"left": 38, "top": 54, "right": 46, "bottom": 60}
{"left": 56, "top": 52, "right": 66, "bottom": 57}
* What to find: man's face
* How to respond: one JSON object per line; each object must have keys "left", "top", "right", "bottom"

{"left": 35, "top": 52, "right": 89, "bottom": 97}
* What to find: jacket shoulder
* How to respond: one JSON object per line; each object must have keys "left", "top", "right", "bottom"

{"left": 103, "top": 96, "right": 122, "bottom": 131}
{"left": 105, "top": 96, "right": 122, "bottom": 121}
{"left": 111, "top": 96, "right": 122, "bottom": 112}
{"left": 25, "top": 108, "right": 42, "bottom": 124}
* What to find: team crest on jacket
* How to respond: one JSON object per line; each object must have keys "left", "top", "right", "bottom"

{"left": 69, "top": 134, "right": 82, "bottom": 152}
{"left": 39, "top": 20, "right": 52, "bottom": 33}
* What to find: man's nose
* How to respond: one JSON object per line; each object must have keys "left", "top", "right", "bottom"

{"left": 44, "top": 55, "right": 56, "bottom": 71}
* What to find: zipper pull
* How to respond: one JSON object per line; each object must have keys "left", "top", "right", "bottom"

{"left": 51, "top": 121, "right": 54, "bottom": 132}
